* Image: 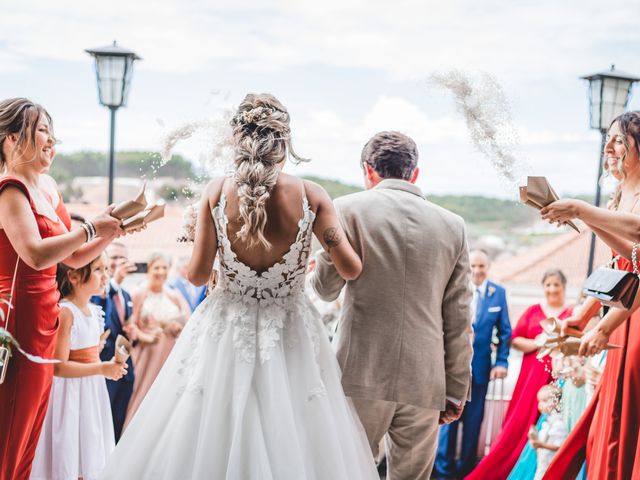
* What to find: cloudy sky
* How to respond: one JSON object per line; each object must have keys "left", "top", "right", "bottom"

{"left": 2, "top": 0, "right": 639, "bottom": 198}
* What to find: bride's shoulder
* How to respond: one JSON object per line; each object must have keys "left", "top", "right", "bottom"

{"left": 202, "top": 176, "right": 229, "bottom": 208}
{"left": 301, "top": 178, "right": 331, "bottom": 208}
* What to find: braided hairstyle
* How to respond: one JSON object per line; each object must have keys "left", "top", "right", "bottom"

{"left": 604, "top": 111, "right": 640, "bottom": 211}
{"left": 230, "top": 94, "right": 307, "bottom": 249}
{"left": 0, "top": 98, "right": 53, "bottom": 173}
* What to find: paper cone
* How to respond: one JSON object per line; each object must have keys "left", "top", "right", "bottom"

{"left": 114, "top": 334, "right": 132, "bottom": 364}
{"left": 111, "top": 182, "right": 147, "bottom": 220}
{"left": 99, "top": 329, "right": 111, "bottom": 343}
{"left": 519, "top": 186, "right": 543, "bottom": 209}
{"left": 519, "top": 176, "right": 580, "bottom": 233}
{"left": 540, "top": 317, "right": 583, "bottom": 338}
{"left": 122, "top": 203, "right": 166, "bottom": 231}
{"left": 536, "top": 325, "right": 622, "bottom": 359}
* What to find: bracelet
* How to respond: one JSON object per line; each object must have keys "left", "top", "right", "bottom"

{"left": 86, "top": 221, "right": 97, "bottom": 239}
{"left": 80, "top": 222, "right": 96, "bottom": 243}
{"left": 80, "top": 223, "right": 91, "bottom": 242}
{"left": 633, "top": 242, "right": 639, "bottom": 275}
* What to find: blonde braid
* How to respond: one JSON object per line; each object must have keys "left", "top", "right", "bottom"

{"left": 231, "top": 93, "right": 308, "bottom": 249}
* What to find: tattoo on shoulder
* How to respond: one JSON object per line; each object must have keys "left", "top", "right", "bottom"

{"left": 323, "top": 227, "right": 342, "bottom": 251}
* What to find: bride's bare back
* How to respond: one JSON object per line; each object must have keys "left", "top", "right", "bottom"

{"left": 188, "top": 172, "right": 361, "bottom": 285}
{"left": 222, "top": 173, "right": 312, "bottom": 273}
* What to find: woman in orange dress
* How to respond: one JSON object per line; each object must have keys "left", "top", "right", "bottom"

{"left": 0, "top": 98, "right": 122, "bottom": 480}
{"left": 541, "top": 111, "right": 640, "bottom": 479}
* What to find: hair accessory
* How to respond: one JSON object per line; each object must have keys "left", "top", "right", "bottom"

{"left": 233, "top": 106, "right": 276, "bottom": 126}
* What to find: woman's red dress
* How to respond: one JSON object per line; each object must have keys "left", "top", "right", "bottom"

{"left": 0, "top": 177, "right": 71, "bottom": 480}
{"left": 465, "top": 303, "right": 572, "bottom": 480}
{"left": 544, "top": 256, "right": 640, "bottom": 480}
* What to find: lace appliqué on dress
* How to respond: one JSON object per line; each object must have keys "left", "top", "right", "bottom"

{"left": 175, "top": 193, "right": 324, "bottom": 397}
{"left": 209, "top": 194, "right": 317, "bottom": 364}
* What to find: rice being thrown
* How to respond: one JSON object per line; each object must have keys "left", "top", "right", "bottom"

{"left": 430, "top": 70, "right": 530, "bottom": 190}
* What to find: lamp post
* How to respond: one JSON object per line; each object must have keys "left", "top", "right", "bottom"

{"left": 582, "top": 65, "right": 639, "bottom": 275}
{"left": 86, "top": 41, "right": 141, "bottom": 204}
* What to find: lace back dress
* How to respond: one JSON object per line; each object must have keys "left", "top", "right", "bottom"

{"left": 100, "top": 190, "right": 378, "bottom": 480}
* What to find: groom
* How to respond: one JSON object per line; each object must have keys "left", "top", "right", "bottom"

{"left": 311, "top": 131, "right": 473, "bottom": 479}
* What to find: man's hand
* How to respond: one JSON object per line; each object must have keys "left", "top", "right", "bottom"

{"left": 490, "top": 366, "right": 508, "bottom": 380}
{"left": 439, "top": 400, "right": 464, "bottom": 425}
{"left": 122, "top": 322, "right": 139, "bottom": 342}
{"left": 112, "top": 259, "right": 136, "bottom": 285}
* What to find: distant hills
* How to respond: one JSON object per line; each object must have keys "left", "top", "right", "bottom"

{"left": 50, "top": 151, "right": 551, "bottom": 228}
{"left": 303, "top": 175, "right": 537, "bottom": 228}
{"left": 51, "top": 151, "right": 202, "bottom": 184}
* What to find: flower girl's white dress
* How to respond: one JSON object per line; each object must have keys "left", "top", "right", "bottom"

{"left": 31, "top": 300, "right": 115, "bottom": 480}
{"left": 100, "top": 193, "right": 378, "bottom": 479}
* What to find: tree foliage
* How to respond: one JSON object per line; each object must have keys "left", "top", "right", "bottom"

{"left": 49, "top": 151, "right": 203, "bottom": 184}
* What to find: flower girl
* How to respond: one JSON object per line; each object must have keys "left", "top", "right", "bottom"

{"left": 31, "top": 253, "right": 127, "bottom": 480}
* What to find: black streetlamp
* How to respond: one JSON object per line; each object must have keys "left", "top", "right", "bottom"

{"left": 582, "top": 65, "right": 639, "bottom": 275}
{"left": 86, "top": 41, "right": 141, "bottom": 204}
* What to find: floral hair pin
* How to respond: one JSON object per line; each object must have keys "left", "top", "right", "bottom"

{"left": 233, "top": 106, "right": 276, "bottom": 126}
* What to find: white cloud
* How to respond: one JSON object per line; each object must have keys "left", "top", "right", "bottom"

{"left": 3, "top": 0, "right": 638, "bottom": 79}
{"left": 6, "top": 0, "right": 638, "bottom": 198}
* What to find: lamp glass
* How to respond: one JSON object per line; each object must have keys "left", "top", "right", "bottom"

{"left": 602, "top": 78, "right": 632, "bottom": 128}
{"left": 120, "top": 57, "right": 135, "bottom": 107}
{"left": 96, "top": 56, "right": 126, "bottom": 107}
{"left": 589, "top": 78, "right": 602, "bottom": 129}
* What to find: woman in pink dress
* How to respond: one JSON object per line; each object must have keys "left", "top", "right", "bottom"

{"left": 466, "top": 269, "right": 573, "bottom": 480}
{"left": 123, "top": 252, "right": 190, "bottom": 427}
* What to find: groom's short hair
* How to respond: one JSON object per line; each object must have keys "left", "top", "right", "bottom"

{"left": 361, "top": 131, "right": 418, "bottom": 181}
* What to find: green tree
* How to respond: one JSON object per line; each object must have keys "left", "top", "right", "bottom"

{"left": 49, "top": 151, "right": 204, "bottom": 184}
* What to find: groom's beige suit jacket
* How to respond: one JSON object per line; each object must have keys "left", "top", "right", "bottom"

{"left": 311, "top": 179, "right": 473, "bottom": 410}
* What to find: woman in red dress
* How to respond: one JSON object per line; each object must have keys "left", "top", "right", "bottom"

{"left": 465, "top": 270, "right": 572, "bottom": 480}
{"left": 0, "top": 98, "right": 122, "bottom": 480}
{"left": 541, "top": 112, "right": 640, "bottom": 479}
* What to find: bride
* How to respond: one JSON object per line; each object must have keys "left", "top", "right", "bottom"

{"left": 100, "top": 94, "right": 379, "bottom": 479}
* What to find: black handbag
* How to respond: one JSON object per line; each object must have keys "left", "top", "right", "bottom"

{"left": 583, "top": 266, "right": 639, "bottom": 310}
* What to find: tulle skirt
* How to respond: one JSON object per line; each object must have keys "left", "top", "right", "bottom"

{"left": 100, "top": 290, "right": 378, "bottom": 479}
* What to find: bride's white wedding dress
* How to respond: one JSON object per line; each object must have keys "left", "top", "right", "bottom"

{"left": 100, "top": 193, "right": 378, "bottom": 479}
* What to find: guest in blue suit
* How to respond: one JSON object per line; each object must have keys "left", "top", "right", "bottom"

{"left": 167, "top": 255, "right": 207, "bottom": 312}
{"left": 435, "top": 249, "right": 512, "bottom": 479}
{"left": 92, "top": 241, "right": 136, "bottom": 442}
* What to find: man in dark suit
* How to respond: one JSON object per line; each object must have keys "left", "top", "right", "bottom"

{"left": 92, "top": 241, "right": 136, "bottom": 442}
{"left": 435, "top": 249, "right": 512, "bottom": 478}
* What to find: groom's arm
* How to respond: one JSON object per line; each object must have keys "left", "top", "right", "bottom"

{"left": 441, "top": 228, "right": 474, "bottom": 402}
{"left": 310, "top": 250, "right": 346, "bottom": 302}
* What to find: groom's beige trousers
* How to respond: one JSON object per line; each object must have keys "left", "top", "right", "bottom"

{"left": 350, "top": 397, "right": 440, "bottom": 480}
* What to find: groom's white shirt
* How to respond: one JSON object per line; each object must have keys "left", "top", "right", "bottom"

{"left": 311, "top": 179, "right": 473, "bottom": 410}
